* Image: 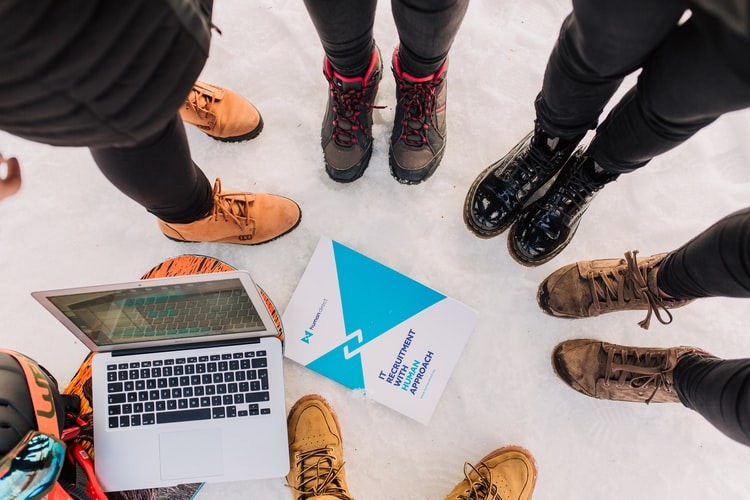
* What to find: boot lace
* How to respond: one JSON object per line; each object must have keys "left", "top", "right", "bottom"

{"left": 184, "top": 86, "right": 217, "bottom": 129}
{"left": 209, "top": 178, "right": 254, "bottom": 230}
{"left": 587, "top": 251, "right": 673, "bottom": 329}
{"left": 499, "top": 137, "right": 563, "bottom": 192}
{"left": 396, "top": 75, "right": 444, "bottom": 147}
{"left": 456, "top": 461, "right": 503, "bottom": 500}
{"left": 328, "top": 82, "right": 379, "bottom": 148}
{"left": 289, "top": 446, "right": 352, "bottom": 500}
{"left": 603, "top": 345, "right": 678, "bottom": 404}
{"left": 545, "top": 163, "right": 610, "bottom": 225}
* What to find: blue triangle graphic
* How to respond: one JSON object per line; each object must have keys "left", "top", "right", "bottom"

{"left": 332, "top": 241, "right": 445, "bottom": 344}
{"left": 308, "top": 348, "right": 365, "bottom": 390}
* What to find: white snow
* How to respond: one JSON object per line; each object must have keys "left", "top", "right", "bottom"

{"left": 1, "top": 0, "right": 749, "bottom": 498}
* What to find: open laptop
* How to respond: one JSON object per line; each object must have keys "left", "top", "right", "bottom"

{"left": 32, "top": 271, "right": 290, "bottom": 492}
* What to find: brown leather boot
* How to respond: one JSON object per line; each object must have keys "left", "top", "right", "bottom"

{"left": 157, "top": 178, "right": 300, "bottom": 245}
{"left": 538, "top": 251, "right": 693, "bottom": 329}
{"left": 286, "top": 395, "right": 352, "bottom": 500}
{"left": 552, "top": 339, "right": 709, "bottom": 404}
{"left": 445, "top": 446, "right": 537, "bottom": 500}
{"left": 180, "top": 81, "right": 263, "bottom": 142}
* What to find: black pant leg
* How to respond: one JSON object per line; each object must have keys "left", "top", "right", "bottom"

{"left": 302, "top": 0, "right": 378, "bottom": 76}
{"left": 588, "top": 12, "right": 750, "bottom": 173}
{"left": 391, "top": 0, "right": 469, "bottom": 76}
{"left": 534, "top": 0, "right": 686, "bottom": 140}
{"left": 657, "top": 207, "right": 750, "bottom": 299}
{"left": 674, "top": 354, "right": 750, "bottom": 447}
{"left": 90, "top": 115, "right": 213, "bottom": 224}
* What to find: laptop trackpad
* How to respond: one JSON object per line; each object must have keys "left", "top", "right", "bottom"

{"left": 159, "top": 429, "right": 224, "bottom": 480}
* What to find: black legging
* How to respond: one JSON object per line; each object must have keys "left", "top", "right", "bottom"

{"left": 302, "top": 0, "right": 469, "bottom": 77}
{"left": 535, "top": 0, "right": 750, "bottom": 173}
{"left": 654, "top": 208, "right": 750, "bottom": 446}
{"left": 91, "top": 115, "right": 213, "bottom": 224}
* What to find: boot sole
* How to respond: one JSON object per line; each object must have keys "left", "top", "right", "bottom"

{"left": 161, "top": 199, "right": 302, "bottom": 245}
{"left": 206, "top": 116, "right": 265, "bottom": 143}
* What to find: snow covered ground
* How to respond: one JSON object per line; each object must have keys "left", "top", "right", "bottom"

{"left": 2, "top": 0, "right": 749, "bottom": 498}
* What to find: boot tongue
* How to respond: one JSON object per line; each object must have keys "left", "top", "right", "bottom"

{"left": 333, "top": 74, "right": 364, "bottom": 92}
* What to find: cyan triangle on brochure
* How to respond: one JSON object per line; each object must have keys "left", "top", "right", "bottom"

{"left": 332, "top": 240, "right": 445, "bottom": 345}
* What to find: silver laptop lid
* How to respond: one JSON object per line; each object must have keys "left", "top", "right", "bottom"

{"left": 32, "top": 271, "right": 277, "bottom": 353}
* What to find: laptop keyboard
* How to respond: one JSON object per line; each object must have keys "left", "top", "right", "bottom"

{"left": 105, "top": 349, "right": 272, "bottom": 429}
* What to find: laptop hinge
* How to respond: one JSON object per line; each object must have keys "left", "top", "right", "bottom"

{"left": 110, "top": 337, "right": 262, "bottom": 357}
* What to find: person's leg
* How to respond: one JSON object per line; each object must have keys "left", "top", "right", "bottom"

{"left": 91, "top": 115, "right": 213, "bottom": 224}
{"left": 303, "top": 0, "right": 382, "bottom": 182}
{"left": 588, "top": 12, "right": 750, "bottom": 173}
{"left": 658, "top": 207, "right": 750, "bottom": 299}
{"left": 388, "top": 0, "right": 469, "bottom": 183}
{"left": 302, "top": 0, "right": 378, "bottom": 76}
{"left": 674, "top": 354, "right": 750, "bottom": 447}
{"left": 390, "top": 0, "right": 469, "bottom": 77}
{"left": 509, "top": 7, "right": 750, "bottom": 266}
{"left": 536, "top": 0, "right": 687, "bottom": 139}
{"left": 465, "top": 0, "right": 686, "bottom": 238}
{"left": 91, "top": 115, "right": 301, "bottom": 245}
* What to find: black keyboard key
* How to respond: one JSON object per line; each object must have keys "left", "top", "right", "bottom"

{"left": 143, "top": 413, "right": 155, "bottom": 425}
{"left": 156, "top": 408, "right": 211, "bottom": 424}
{"left": 120, "top": 416, "right": 130, "bottom": 427}
{"left": 221, "top": 353, "right": 232, "bottom": 360}
{"left": 227, "top": 406, "right": 237, "bottom": 418}
{"left": 107, "top": 372, "right": 117, "bottom": 382}
{"left": 260, "top": 408, "right": 271, "bottom": 415}
{"left": 108, "top": 405, "right": 121, "bottom": 415}
{"left": 109, "top": 417, "right": 119, "bottom": 428}
{"left": 108, "top": 393, "right": 126, "bottom": 404}
{"left": 131, "top": 415, "right": 141, "bottom": 426}
{"left": 245, "top": 392, "right": 269, "bottom": 403}
{"left": 252, "top": 358, "right": 267, "bottom": 368}
{"left": 108, "top": 382, "right": 123, "bottom": 393}
{"left": 212, "top": 407, "right": 225, "bottom": 419}
{"left": 107, "top": 364, "right": 117, "bottom": 371}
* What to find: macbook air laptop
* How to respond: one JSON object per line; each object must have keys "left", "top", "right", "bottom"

{"left": 32, "top": 271, "right": 290, "bottom": 492}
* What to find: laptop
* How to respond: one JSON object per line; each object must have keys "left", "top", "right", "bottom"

{"left": 32, "top": 271, "right": 290, "bottom": 492}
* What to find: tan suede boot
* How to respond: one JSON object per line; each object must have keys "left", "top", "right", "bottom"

{"left": 287, "top": 395, "right": 352, "bottom": 500}
{"left": 157, "top": 178, "right": 301, "bottom": 245}
{"left": 180, "top": 80, "right": 263, "bottom": 142}
{"left": 537, "top": 251, "right": 693, "bottom": 329}
{"left": 552, "top": 339, "right": 709, "bottom": 404}
{"left": 445, "top": 446, "right": 537, "bottom": 500}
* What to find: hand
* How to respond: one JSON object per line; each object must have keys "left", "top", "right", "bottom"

{"left": 0, "top": 155, "right": 22, "bottom": 201}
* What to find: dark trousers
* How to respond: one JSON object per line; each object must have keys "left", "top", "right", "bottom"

{"left": 91, "top": 115, "right": 213, "bottom": 224}
{"left": 655, "top": 208, "right": 750, "bottom": 445}
{"left": 535, "top": 0, "right": 750, "bottom": 173}
{"left": 302, "top": 0, "right": 469, "bottom": 77}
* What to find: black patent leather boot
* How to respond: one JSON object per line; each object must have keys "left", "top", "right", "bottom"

{"left": 463, "top": 126, "right": 583, "bottom": 238}
{"left": 508, "top": 151, "right": 618, "bottom": 266}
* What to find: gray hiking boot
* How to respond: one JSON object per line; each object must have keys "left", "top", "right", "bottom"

{"left": 389, "top": 48, "right": 448, "bottom": 184}
{"left": 321, "top": 48, "right": 382, "bottom": 182}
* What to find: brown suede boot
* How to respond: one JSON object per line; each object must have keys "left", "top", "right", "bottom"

{"left": 287, "top": 395, "right": 352, "bottom": 500}
{"left": 157, "top": 178, "right": 300, "bottom": 245}
{"left": 445, "top": 446, "right": 537, "bottom": 500}
{"left": 552, "top": 339, "right": 709, "bottom": 404}
{"left": 180, "top": 80, "right": 263, "bottom": 142}
{"left": 538, "top": 251, "right": 693, "bottom": 329}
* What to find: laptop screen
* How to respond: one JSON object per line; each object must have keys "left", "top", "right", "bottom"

{"left": 45, "top": 278, "right": 266, "bottom": 346}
